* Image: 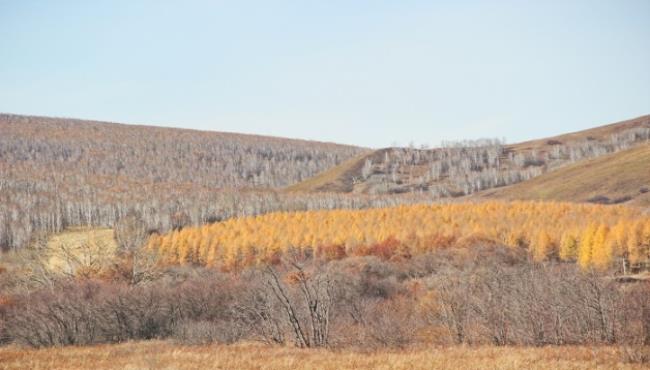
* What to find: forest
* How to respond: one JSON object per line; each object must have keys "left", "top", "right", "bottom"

{"left": 2, "top": 114, "right": 648, "bottom": 253}
{"left": 148, "top": 201, "right": 650, "bottom": 271}
{"left": 0, "top": 114, "right": 369, "bottom": 250}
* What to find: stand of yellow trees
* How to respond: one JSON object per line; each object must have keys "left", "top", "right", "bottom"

{"left": 147, "top": 201, "right": 650, "bottom": 272}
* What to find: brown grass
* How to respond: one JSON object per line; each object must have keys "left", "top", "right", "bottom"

{"left": 0, "top": 341, "right": 644, "bottom": 370}
{"left": 284, "top": 150, "right": 374, "bottom": 193}
{"left": 510, "top": 114, "right": 649, "bottom": 152}
{"left": 46, "top": 228, "right": 117, "bottom": 272}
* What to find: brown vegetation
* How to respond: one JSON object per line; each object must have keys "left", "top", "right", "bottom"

{"left": 0, "top": 341, "right": 646, "bottom": 370}
{"left": 2, "top": 249, "right": 649, "bottom": 349}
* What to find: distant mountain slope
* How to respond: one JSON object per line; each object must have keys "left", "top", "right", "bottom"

{"left": 510, "top": 115, "right": 650, "bottom": 151}
{"left": 473, "top": 144, "right": 650, "bottom": 207}
{"left": 286, "top": 115, "right": 650, "bottom": 197}
{"left": 0, "top": 114, "right": 364, "bottom": 189}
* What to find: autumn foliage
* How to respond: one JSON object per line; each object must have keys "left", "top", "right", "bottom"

{"left": 148, "top": 201, "right": 650, "bottom": 271}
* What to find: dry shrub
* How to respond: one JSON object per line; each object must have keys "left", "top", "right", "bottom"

{"left": 316, "top": 244, "right": 347, "bottom": 260}
{"left": 172, "top": 320, "right": 243, "bottom": 345}
{"left": 620, "top": 345, "right": 650, "bottom": 364}
{"left": 364, "top": 297, "right": 420, "bottom": 348}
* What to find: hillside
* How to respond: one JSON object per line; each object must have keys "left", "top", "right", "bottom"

{"left": 3, "top": 113, "right": 649, "bottom": 251}
{"left": 0, "top": 114, "right": 367, "bottom": 250}
{"left": 286, "top": 115, "right": 650, "bottom": 197}
{"left": 474, "top": 144, "right": 650, "bottom": 207}
{"left": 0, "top": 114, "right": 364, "bottom": 189}
{"left": 285, "top": 150, "right": 375, "bottom": 192}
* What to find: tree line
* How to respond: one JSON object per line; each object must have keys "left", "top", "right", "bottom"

{"left": 148, "top": 201, "right": 650, "bottom": 272}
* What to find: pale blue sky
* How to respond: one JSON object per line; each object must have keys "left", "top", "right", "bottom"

{"left": 1, "top": 0, "right": 648, "bottom": 148}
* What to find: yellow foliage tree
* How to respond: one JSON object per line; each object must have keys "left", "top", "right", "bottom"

{"left": 627, "top": 221, "right": 642, "bottom": 265}
{"left": 150, "top": 201, "right": 649, "bottom": 271}
{"left": 559, "top": 232, "right": 578, "bottom": 261}
{"left": 590, "top": 225, "right": 611, "bottom": 270}
{"left": 532, "top": 230, "right": 553, "bottom": 262}
{"left": 578, "top": 224, "right": 597, "bottom": 270}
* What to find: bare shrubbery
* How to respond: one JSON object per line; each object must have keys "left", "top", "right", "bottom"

{"left": 1, "top": 245, "right": 649, "bottom": 349}
{"left": 172, "top": 320, "right": 242, "bottom": 345}
{"left": 620, "top": 345, "right": 650, "bottom": 364}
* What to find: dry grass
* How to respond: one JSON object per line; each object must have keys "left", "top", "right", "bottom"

{"left": 0, "top": 341, "right": 644, "bottom": 370}
{"left": 477, "top": 144, "right": 650, "bottom": 207}
{"left": 510, "top": 114, "right": 649, "bottom": 152}
{"left": 45, "top": 228, "right": 117, "bottom": 273}
{"left": 285, "top": 150, "right": 374, "bottom": 193}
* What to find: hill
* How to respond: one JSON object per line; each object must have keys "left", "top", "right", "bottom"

{"left": 0, "top": 113, "right": 364, "bottom": 189}
{"left": 0, "top": 114, "right": 367, "bottom": 250}
{"left": 286, "top": 115, "right": 650, "bottom": 197}
{"left": 474, "top": 144, "right": 650, "bottom": 207}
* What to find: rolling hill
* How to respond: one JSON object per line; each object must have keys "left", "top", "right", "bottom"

{"left": 285, "top": 115, "right": 650, "bottom": 198}
{"left": 2, "top": 113, "right": 649, "bottom": 251}
{"left": 474, "top": 143, "right": 650, "bottom": 207}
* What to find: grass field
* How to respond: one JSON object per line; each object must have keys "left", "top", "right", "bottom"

{"left": 45, "top": 228, "right": 117, "bottom": 274}
{"left": 0, "top": 342, "right": 645, "bottom": 370}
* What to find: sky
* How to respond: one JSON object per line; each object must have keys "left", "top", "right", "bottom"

{"left": 0, "top": 1, "right": 649, "bottom": 148}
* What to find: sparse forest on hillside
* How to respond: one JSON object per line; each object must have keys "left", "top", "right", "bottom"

{"left": 2, "top": 114, "right": 648, "bottom": 252}
{"left": 295, "top": 116, "right": 650, "bottom": 197}
{"left": 0, "top": 114, "right": 373, "bottom": 250}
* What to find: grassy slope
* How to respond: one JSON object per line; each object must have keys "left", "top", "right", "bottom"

{"left": 286, "top": 115, "right": 650, "bottom": 195}
{"left": 285, "top": 150, "right": 374, "bottom": 193}
{"left": 474, "top": 144, "right": 650, "bottom": 207}
{"left": 510, "top": 114, "right": 650, "bottom": 152}
{"left": 0, "top": 341, "right": 644, "bottom": 370}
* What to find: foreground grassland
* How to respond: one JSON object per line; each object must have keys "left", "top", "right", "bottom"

{"left": 0, "top": 342, "right": 645, "bottom": 370}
